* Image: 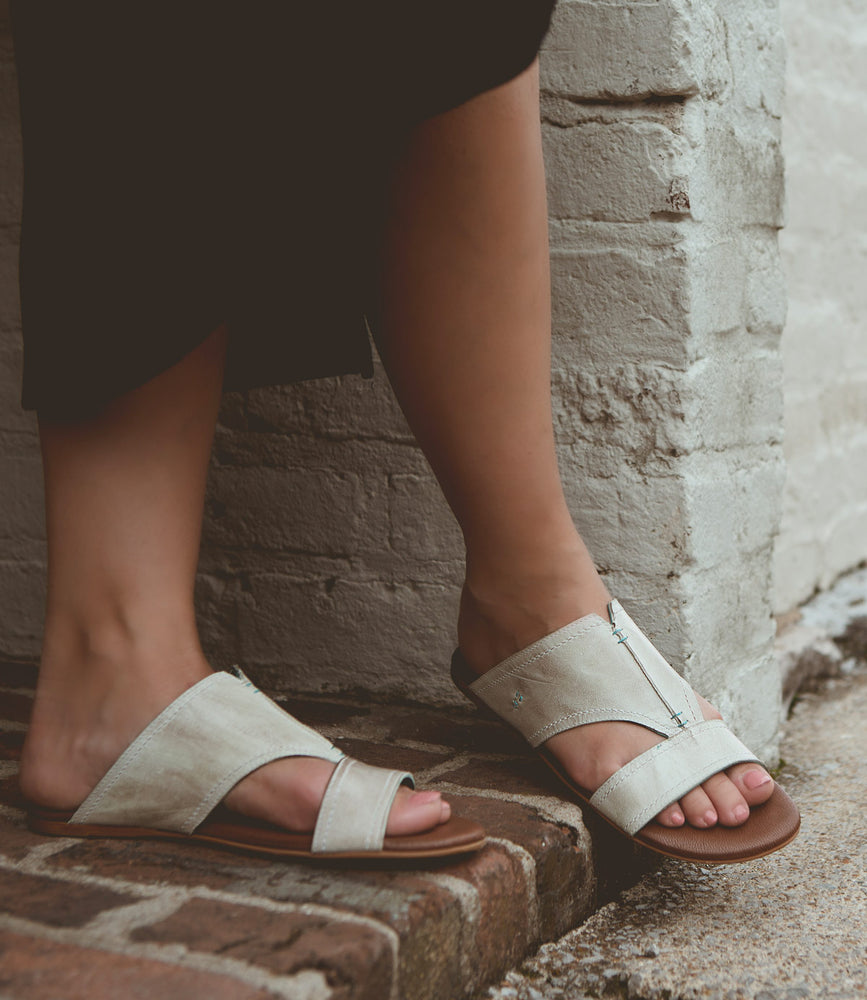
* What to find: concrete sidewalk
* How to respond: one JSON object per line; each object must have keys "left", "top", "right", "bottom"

{"left": 486, "top": 666, "right": 867, "bottom": 999}
{"left": 0, "top": 660, "right": 653, "bottom": 1000}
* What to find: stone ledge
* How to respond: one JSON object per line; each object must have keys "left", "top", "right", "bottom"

{"left": 0, "top": 661, "right": 653, "bottom": 1000}
{"left": 776, "top": 565, "right": 867, "bottom": 714}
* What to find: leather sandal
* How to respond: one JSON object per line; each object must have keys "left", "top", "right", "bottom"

{"left": 28, "top": 668, "right": 485, "bottom": 860}
{"left": 451, "top": 600, "right": 800, "bottom": 864}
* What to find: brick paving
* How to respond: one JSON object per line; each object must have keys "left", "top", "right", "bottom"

{"left": 0, "top": 661, "right": 652, "bottom": 1000}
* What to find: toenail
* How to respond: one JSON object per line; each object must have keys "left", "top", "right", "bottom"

{"left": 734, "top": 804, "right": 749, "bottom": 823}
{"left": 703, "top": 809, "right": 717, "bottom": 827}
{"left": 743, "top": 770, "right": 772, "bottom": 790}
{"left": 670, "top": 810, "right": 684, "bottom": 826}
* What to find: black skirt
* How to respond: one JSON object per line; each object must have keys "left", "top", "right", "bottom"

{"left": 12, "top": 2, "right": 556, "bottom": 418}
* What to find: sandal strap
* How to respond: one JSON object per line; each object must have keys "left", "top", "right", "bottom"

{"left": 466, "top": 600, "right": 703, "bottom": 747}
{"left": 71, "top": 670, "right": 343, "bottom": 834}
{"left": 589, "top": 719, "right": 760, "bottom": 835}
{"left": 311, "top": 757, "right": 414, "bottom": 853}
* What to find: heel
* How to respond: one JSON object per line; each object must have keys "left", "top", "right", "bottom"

{"left": 450, "top": 650, "right": 502, "bottom": 721}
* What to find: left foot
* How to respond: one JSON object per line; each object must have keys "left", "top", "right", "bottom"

{"left": 20, "top": 644, "right": 450, "bottom": 842}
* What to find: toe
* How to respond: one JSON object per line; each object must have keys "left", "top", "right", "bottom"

{"left": 385, "top": 787, "right": 448, "bottom": 837}
{"left": 700, "top": 771, "right": 751, "bottom": 826}
{"left": 726, "top": 762, "right": 774, "bottom": 806}
{"left": 678, "top": 784, "right": 718, "bottom": 828}
{"left": 656, "top": 803, "right": 685, "bottom": 827}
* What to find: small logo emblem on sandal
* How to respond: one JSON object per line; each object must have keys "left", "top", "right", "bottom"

{"left": 513, "top": 692, "right": 524, "bottom": 709}
{"left": 612, "top": 626, "right": 628, "bottom": 644}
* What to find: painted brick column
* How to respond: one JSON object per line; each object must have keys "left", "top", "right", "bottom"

{"left": 541, "top": 0, "right": 787, "bottom": 756}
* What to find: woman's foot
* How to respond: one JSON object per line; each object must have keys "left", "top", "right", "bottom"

{"left": 458, "top": 544, "right": 775, "bottom": 831}
{"left": 19, "top": 639, "right": 449, "bottom": 840}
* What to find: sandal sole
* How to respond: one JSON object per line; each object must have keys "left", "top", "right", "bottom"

{"left": 27, "top": 807, "right": 487, "bottom": 861}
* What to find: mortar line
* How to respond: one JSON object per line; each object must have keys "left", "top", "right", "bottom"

{"left": 486, "top": 836, "right": 541, "bottom": 945}
{"left": 413, "top": 751, "right": 476, "bottom": 782}
{"left": 417, "top": 871, "right": 482, "bottom": 994}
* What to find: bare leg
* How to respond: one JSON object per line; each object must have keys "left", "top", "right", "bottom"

{"left": 376, "top": 62, "right": 773, "bottom": 829}
{"left": 19, "top": 326, "right": 448, "bottom": 837}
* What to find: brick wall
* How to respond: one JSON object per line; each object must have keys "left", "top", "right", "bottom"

{"left": 773, "top": 0, "right": 867, "bottom": 612}
{"left": 0, "top": 1, "right": 791, "bottom": 756}
{"left": 0, "top": 1, "right": 44, "bottom": 663}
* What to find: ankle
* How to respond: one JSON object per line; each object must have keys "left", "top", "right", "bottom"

{"left": 38, "top": 607, "right": 209, "bottom": 695}
{"left": 22, "top": 617, "right": 212, "bottom": 809}
{"left": 458, "top": 542, "right": 611, "bottom": 673}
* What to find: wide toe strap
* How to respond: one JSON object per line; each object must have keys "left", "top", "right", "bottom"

{"left": 71, "top": 670, "right": 344, "bottom": 834}
{"left": 589, "top": 718, "right": 760, "bottom": 835}
{"left": 465, "top": 600, "right": 704, "bottom": 746}
{"left": 311, "top": 757, "right": 414, "bottom": 854}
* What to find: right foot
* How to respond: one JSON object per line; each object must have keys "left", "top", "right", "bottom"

{"left": 20, "top": 653, "right": 449, "bottom": 839}
{"left": 458, "top": 554, "right": 775, "bottom": 832}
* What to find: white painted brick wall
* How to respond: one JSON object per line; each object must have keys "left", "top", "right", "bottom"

{"left": 773, "top": 0, "right": 867, "bottom": 611}
{"left": 0, "top": 1, "right": 797, "bottom": 757}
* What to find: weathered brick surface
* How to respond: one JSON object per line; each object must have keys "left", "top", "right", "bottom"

{"left": 238, "top": 866, "right": 466, "bottom": 1000}
{"left": 385, "top": 706, "right": 526, "bottom": 756}
{"left": 548, "top": 229, "right": 690, "bottom": 369}
{"left": 435, "top": 794, "right": 598, "bottom": 943}
{"left": 544, "top": 118, "right": 692, "bottom": 223}
{"left": 0, "top": 868, "right": 137, "bottom": 928}
{"left": 0, "top": 821, "right": 46, "bottom": 861}
{"left": 540, "top": 0, "right": 702, "bottom": 100}
{"left": 0, "top": 931, "right": 284, "bottom": 1000}
{"left": 132, "top": 899, "right": 393, "bottom": 1000}
{"left": 429, "top": 840, "right": 533, "bottom": 993}
{"left": 436, "top": 756, "right": 560, "bottom": 801}
{"left": 47, "top": 836, "right": 277, "bottom": 892}
{"left": 329, "top": 738, "right": 450, "bottom": 773}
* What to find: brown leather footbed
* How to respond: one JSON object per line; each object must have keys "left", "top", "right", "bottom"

{"left": 27, "top": 806, "right": 486, "bottom": 860}
{"left": 451, "top": 651, "right": 800, "bottom": 865}
{"left": 538, "top": 750, "right": 800, "bottom": 864}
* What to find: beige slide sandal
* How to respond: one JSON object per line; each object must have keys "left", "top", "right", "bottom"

{"left": 452, "top": 601, "right": 800, "bottom": 865}
{"left": 29, "top": 668, "right": 485, "bottom": 861}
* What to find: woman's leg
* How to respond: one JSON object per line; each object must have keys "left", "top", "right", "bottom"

{"left": 376, "top": 61, "right": 774, "bottom": 830}
{"left": 19, "top": 326, "right": 447, "bottom": 836}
